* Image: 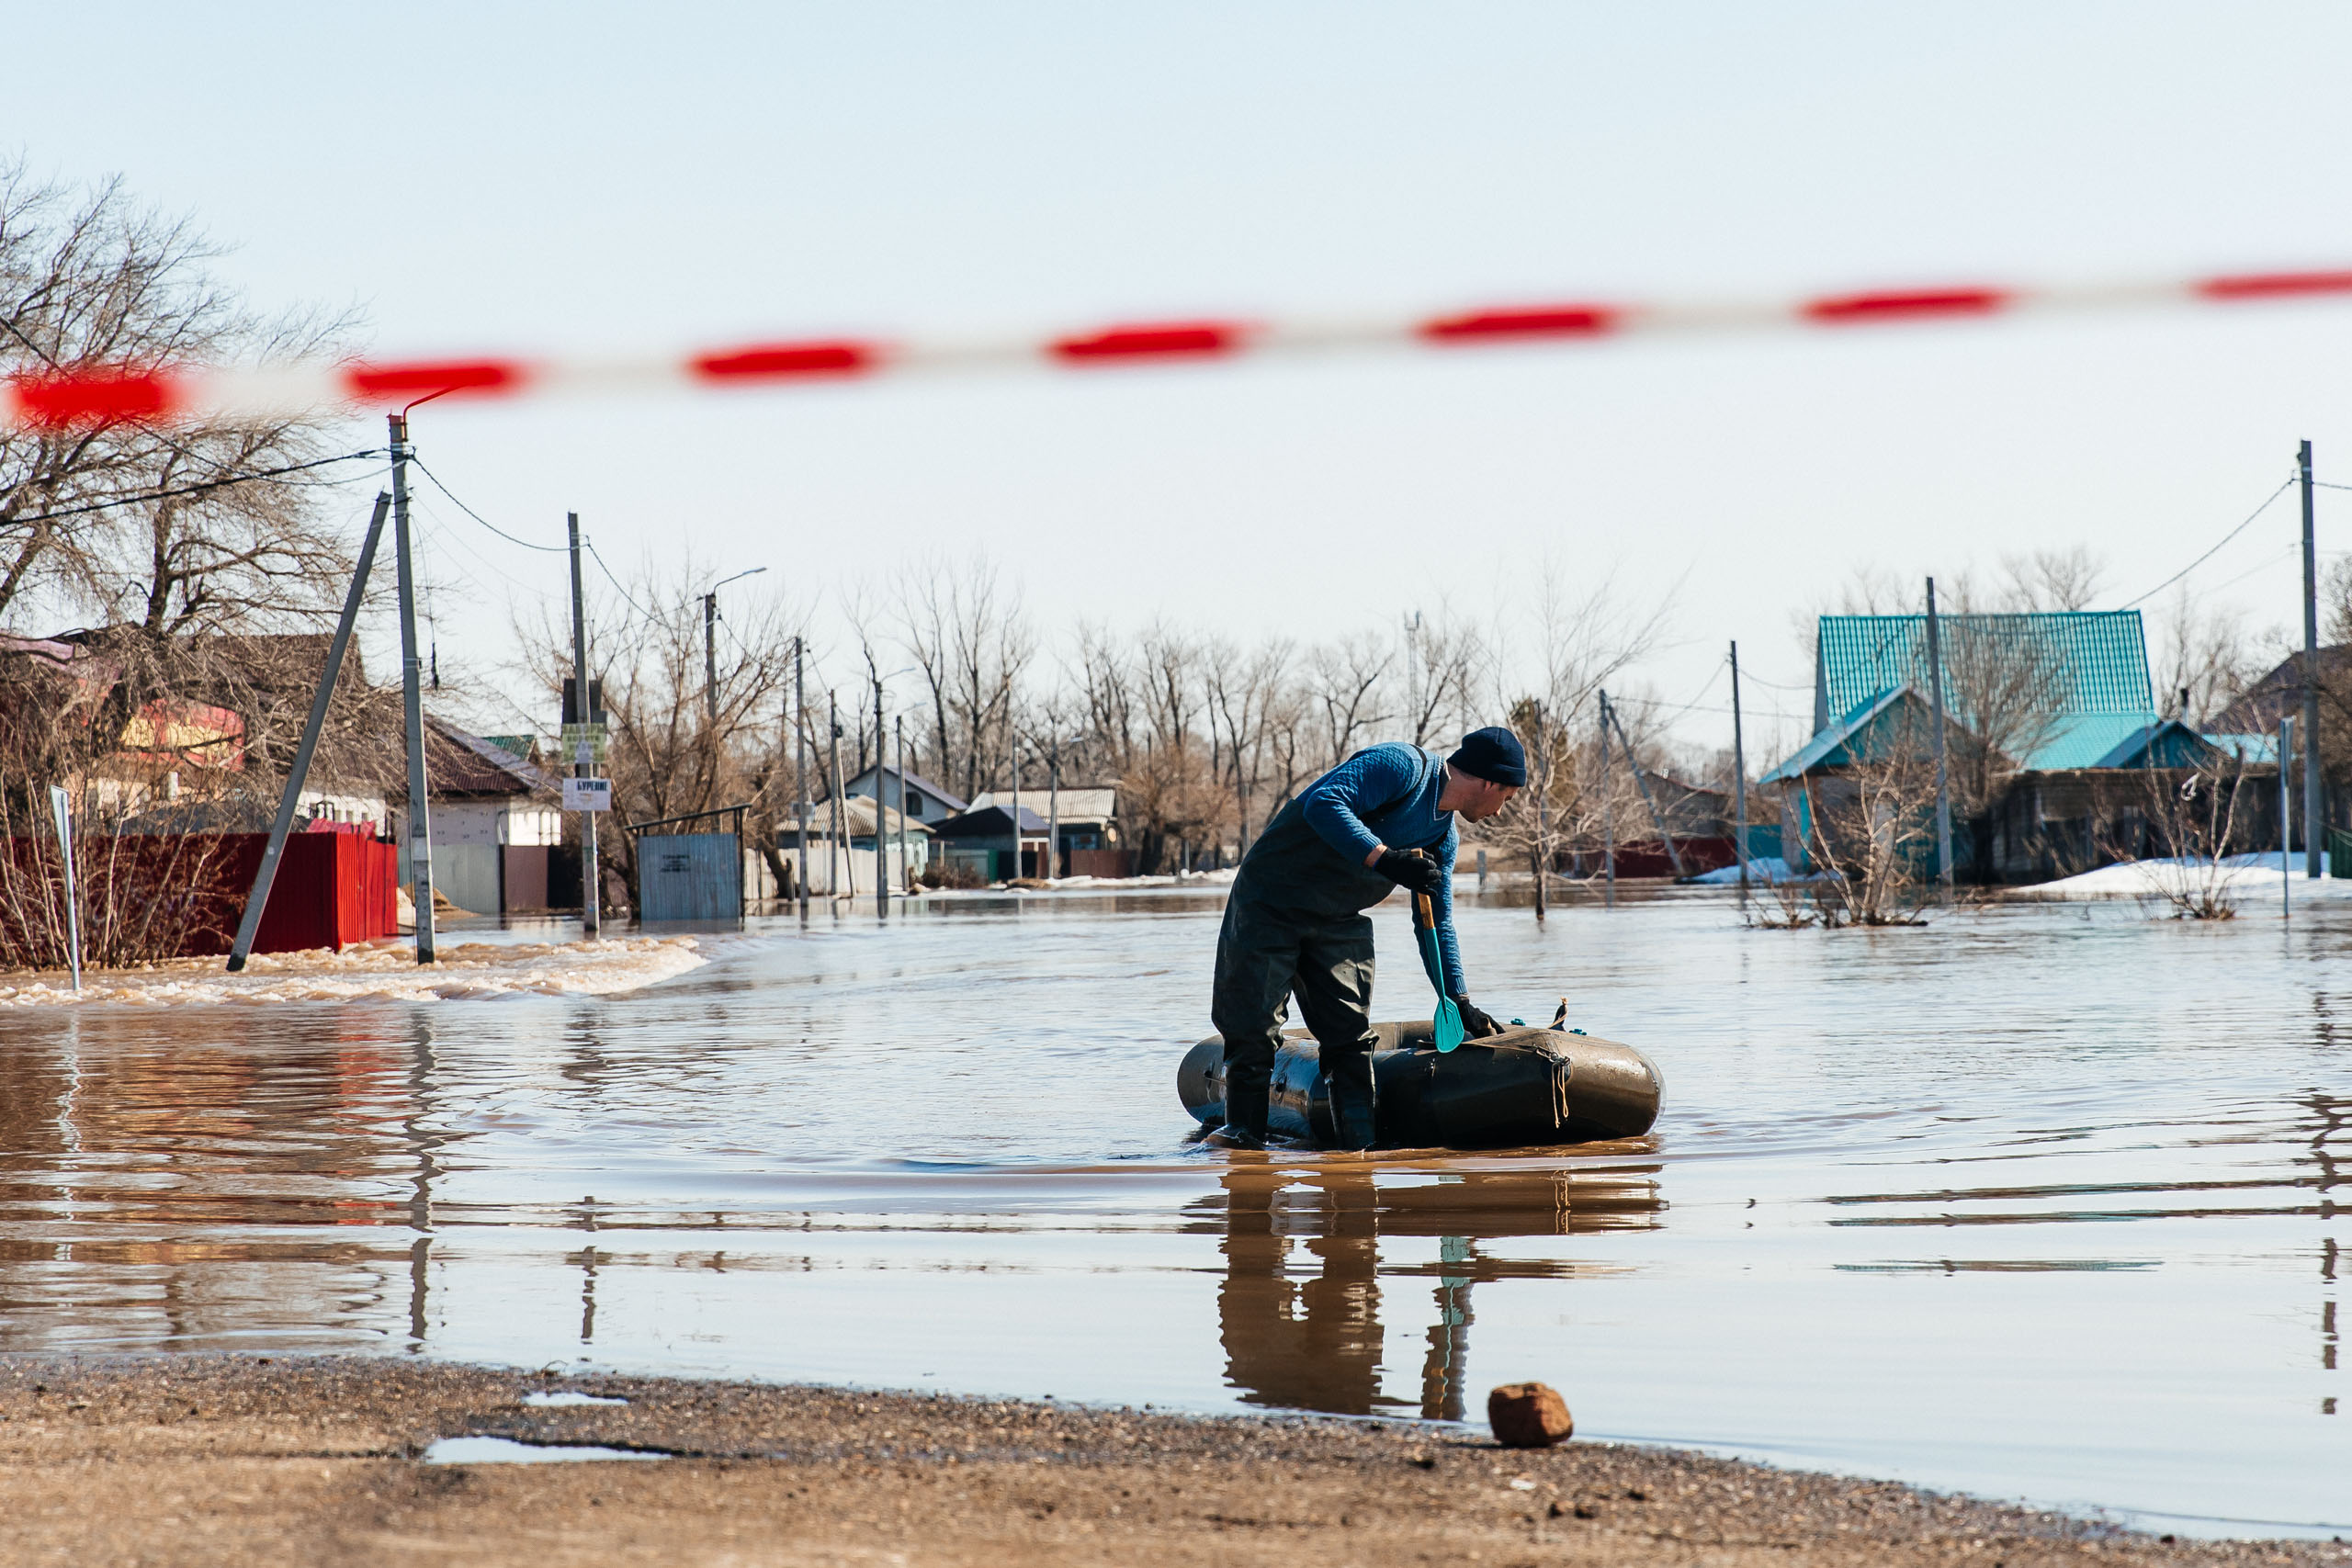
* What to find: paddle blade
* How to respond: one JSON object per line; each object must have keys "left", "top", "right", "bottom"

{"left": 1434, "top": 995, "right": 1465, "bottom": 1053}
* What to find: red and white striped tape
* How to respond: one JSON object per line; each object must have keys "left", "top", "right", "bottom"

{"left": 9, "top": 267, "right": 2352, "bottom": 428}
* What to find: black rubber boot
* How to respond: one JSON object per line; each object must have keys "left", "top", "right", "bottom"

{"left": 1323, "top": 1046, "right": 1378, "bottom": 1151}
{"left": 1206, "top": 1071, "right": 1270, "bottom": 1150}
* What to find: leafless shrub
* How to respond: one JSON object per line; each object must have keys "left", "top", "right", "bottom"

{"left": 2103, "top": 752, "right": 2256, "bottom": 920}
{"left": 1791, "top": 718, "right": 1939, "bottom": 927}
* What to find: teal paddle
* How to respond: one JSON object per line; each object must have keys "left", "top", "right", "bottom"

{"left": 1411, "top": 884, "right": 1465, "bottom": 1053}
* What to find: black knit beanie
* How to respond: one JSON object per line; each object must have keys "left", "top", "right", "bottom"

{"left": 1448, "top": 727, "right": 1527, "bottom": 786}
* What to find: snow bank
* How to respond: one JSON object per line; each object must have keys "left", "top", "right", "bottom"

{"left": 0, "top": 937, "right": 707, "bottom": 1009}
{"left": 1690, "top": 856, "right": 1804, "bottom": 886}
{"left": 2022, "top": 852, "right": 2352, "bottom": 901}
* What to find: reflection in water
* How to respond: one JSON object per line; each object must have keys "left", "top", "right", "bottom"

{"left": 1202, "top": 1159, "right": 1660, "bottom": 1417}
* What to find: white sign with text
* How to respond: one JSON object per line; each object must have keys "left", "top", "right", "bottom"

{"left": 562, "top": 777, "right": 613, "bottom": 813}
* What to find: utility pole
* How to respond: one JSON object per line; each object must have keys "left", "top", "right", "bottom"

{"left": 2282, "top": 716, "right": 2295, "bottom": 920}
{"left": 567, "top": 513, "right": 599, "bottom": 940}
{"left": 828, "top": 691, "right": 845, "bottom": 901}
{"left": 2301, "top": 440, "right": 2323, "bottom": 877}
{"left": 1005, "top": 688, "right": 1020, "bottom": 883}
{"left": 229, "top": 492, "right": 391, "bottom": 973}
{"left": 1532, "top": 698, "right": 1547, "bottom": 924}
{"left": 1729, "top": 640, "right": 1750, "bottom": 901}
{"left": 1598, "top": 691, "right": 1616, "bottom": 910}
{"left": 389, "top": 413, "right": 435, "bottom": 964}
{"left": 703, "top": 592, "right": 720, "bottom": 725}
{"left": 794, "top": 639, "right": 809, "bottom": 921}
{"left": 875, "top": 674, "right": 888, "bottom": 919}
{"left": 1924, "top": 577, "right": 1956, "bottom": 900}
{"left": 1008, "top": 735, "right": 1022, "bottom": 883}
{"left": 1047, "top": 737, "right": 1061, "bottom": 881}
{"left": 896, "top": 716, "right": 910, "bottom": 897}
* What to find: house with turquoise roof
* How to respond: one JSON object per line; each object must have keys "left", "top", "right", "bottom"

{"left": 1764, "top": 610, "right": 2258, "bottom": 882}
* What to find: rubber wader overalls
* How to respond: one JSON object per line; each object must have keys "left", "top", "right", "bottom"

{"left": 1210, "top": 747, "right": 1446, "bottom": 1150}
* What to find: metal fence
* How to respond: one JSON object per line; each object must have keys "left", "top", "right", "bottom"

{"left": 630, "top": 805, "right": 748, "bottom": 924}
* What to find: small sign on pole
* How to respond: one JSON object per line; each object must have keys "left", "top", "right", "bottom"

{"left": 47, "top": 785, "right": 82, "bottom": 992}
{"left": 560, "top": 722, "right": 609, "bottom": 766}
{"left": 562, "top": 777, "right": 613, "bottom": 813}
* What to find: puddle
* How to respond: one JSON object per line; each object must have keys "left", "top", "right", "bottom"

{"left": 424, "top": 1436, "right": 670, "bottom": 1464}
{"left": 521, "top": 1391, "right": 630, "bottom": 1407}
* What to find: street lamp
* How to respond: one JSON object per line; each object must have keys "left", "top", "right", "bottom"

{"left": 703, "top": 567, "right": 767, "bottom": 723}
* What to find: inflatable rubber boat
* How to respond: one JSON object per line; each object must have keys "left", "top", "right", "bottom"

{"left": 1178, "top": 1021, "right": 1664, "bottom": 1150}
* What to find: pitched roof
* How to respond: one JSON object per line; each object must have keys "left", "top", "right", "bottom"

{"left": 1784, "top": 610, "right": 2158, "bottom": 776}
{"left": 1815, "top": 611, "right": 2154, "bottom": 729}
{"left": 2203, "top": 646, "right": 2352, "bottom": 735}
{"left": 1763, "top": 688, "right": 1933, "bottom": 784}
{"left": 424, "top": 716, "right": 550, "bottom": 797}
{"left": 933, "top": 803, "right": 1052, "bottom": 837}
{"left": 837, "top": 799, "right": 926, "bottom": 831}
{"left": 838, "top": 760, "right": 967, "bottom": 811}
{"left": 967, "top": 786, "right": 1116, "bottom": 821}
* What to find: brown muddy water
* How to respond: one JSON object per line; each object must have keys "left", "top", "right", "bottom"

{"left": 0, "top": 890, "right": 2344, "bottom": 1537}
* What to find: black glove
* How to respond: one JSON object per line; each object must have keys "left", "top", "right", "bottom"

{"left": 1374, "top": 848, "right": 1446, "bottom": 897}
{"left": 1453, "top": 996, "right": 1506, "bottom": 1038}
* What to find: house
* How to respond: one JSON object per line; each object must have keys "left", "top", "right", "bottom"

{"left": 965, "top": 785, "right": 1132, "bottom": 875}
{"left": 931, "top": 803, "right": 1053, "bottom": 882}
{"left": 1763, "top": 610, "right": 2266, "bottom": 883}
{"left": 763, "top": 794, "right": 932, "bottom": 898}
{"left": 840, "top": 761, "right": 966, "bottom": 827}
{"left": 392, "top": 718, "right": 562, "bottom": 915}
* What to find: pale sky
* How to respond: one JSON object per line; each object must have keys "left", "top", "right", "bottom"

{"left": 15, "top": 2, "right": 2352, "bottom": 761}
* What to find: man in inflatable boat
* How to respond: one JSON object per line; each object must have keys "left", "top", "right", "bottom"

{"left": 1205, "top": 727, "right": 1525, "bottom": 1150}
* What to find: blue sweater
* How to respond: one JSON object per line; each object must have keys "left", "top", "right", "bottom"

{"left": 1299, "top": 742, "right": 1464, "bottom": 995}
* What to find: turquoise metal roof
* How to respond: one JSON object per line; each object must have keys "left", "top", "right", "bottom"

{"left": 1760, "top": 688, "right": 1931, "bottom": 784}
{"left": 1816, "top": 611, "right": 2154, "bottom": 727}
{"left": 2203, "top": 732, "right": 2279, "bottom": 765}
{"left": 1787, "top": 610, "right": 2156, "bottom": 776}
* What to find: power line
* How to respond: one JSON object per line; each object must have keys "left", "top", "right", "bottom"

{"left": 407, "top": 457, "right": 568, "bottom": 553}
{"left": 584, "top": 539, "right": 661, "bottom": 624}
{"left": 0, "top": 448, "right": 382, "bottom": 527}
{"left": 2118, "top": 475, "right": 2296, "bottom": 609}
{"left": 406, "top": 485, "right": 554, "bottom": 601}
{"left": 2201, "top": 541, "right": 2300, "bottom": 598}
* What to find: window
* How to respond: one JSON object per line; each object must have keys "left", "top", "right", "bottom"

{"left": 905, "top": 790, "right": 925, "bottom": 817}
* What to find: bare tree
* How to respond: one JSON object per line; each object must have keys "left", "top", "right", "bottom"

{"left": 895, "top": 555, "right": 1032, "bottom": 803}
{"left": 1, "top": 162, "right": 356, "bottom": 631}
{"left": 1204, "top": 633, "right": 1293, "bottom": 852}
{"left": 2000, "top": 546, "right": 2109, "bottom": 612}
{"left": 1306, "top": 631, "right": 1393, "bottom": 764}
{"left": 1476, "top": 562, "right": 1671, "bottom": 886}
{"left": 2148, "top": 584, "right": 2257, "bottom": 722}
{"left": 1398, "top": 605, "right": 1486, "bottom": 750}
{"left": 520, "top": 555, "right": 803, "bottom": 906}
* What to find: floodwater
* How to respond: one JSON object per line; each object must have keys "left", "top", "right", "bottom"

{"left": 0, "top": 889, "right": 2344, "bottom": 1537}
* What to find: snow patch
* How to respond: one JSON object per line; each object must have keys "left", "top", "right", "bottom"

{"left": 1690, "top": 856, "right": 1806, "bottom": 885}
{"left": 2023, "top": 852, "right": 2352, "bottom": 900}
{"left": 0, "top": 937, "right": 706, "bottom": 1009}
